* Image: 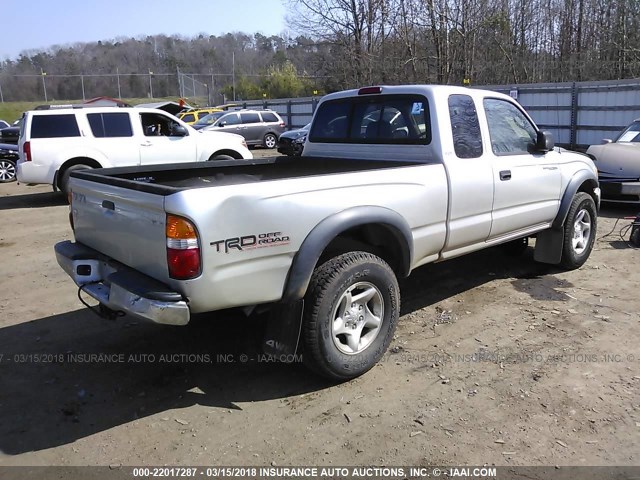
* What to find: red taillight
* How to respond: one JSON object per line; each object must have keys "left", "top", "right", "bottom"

{"left": 279, "top": 122, "right": 285, "bottom": 127}
{"left": 358, "top": 86, "right": 382, "bottom": 95}
{"left": 23, "top": 141, "right": 32, "bottom": 162}
{"left": 167, "top": 248, "right": 201, "bottom": 280}
{"left": 166, "top": 214, "right": 201, "bottom": 280}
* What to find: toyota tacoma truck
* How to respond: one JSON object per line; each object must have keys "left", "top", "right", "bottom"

{"left": 55, "top": 85, "right": 600, "bottom": 381}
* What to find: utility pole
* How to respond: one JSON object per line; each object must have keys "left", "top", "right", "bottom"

{"left": 232, "top": 52, "right": 236, "bottom": 101}
{"left": 149, "top": 70, "right": 154, "bottom": 98}
{"left": 41, "top": 69, "right": 48, "bottom": 103}
{"left": 81, "top": 74, "right": 86, "bottom": 101}
{"left": 116, "top": 67, "right": 122, "bottom": 99}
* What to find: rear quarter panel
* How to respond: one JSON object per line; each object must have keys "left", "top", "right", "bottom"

{"left": 166, "top": 164, "right": 449, "bottom": 313}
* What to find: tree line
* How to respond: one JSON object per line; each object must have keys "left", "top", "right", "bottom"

{"left": 1, "top": 0, "right": 638, "bottom": 102}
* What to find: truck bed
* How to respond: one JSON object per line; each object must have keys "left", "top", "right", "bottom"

{"left": 71, "top": 156, "right": 423, "bottom": 195}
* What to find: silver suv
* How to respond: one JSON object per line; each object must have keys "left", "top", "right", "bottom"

{"left": 202, "top": 109, "right": 285, "bottom": 148}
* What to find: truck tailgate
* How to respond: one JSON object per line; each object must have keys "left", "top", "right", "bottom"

{"left": 70, "top": 177, "right": 169, "bottom": 282}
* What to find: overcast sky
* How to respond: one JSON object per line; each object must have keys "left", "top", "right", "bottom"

{"left": 1, "top": 0, "right": 287, "bottom": 60}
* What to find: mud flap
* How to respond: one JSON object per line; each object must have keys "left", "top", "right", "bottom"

{"left": 262, "top": 300, "right": 303, "bottom": 360}
{"left": 534, "top": 228, "right": 564, "bottom": 264}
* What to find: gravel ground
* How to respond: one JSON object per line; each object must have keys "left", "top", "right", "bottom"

{"left": 0, "top": 159, "right": 638, "bottom": 468}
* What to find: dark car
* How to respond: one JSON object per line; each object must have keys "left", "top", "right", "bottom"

{"left": 277, "top": 123, "right": 310, "bottom": 156}
{"left": 0, "top": 126, "right": 20, "bottom": 144}
{"left": 0, "top": 142, "right": 18, "bottom": 182}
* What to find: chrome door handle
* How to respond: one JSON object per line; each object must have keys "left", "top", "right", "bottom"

{"left": 499, "top": 170, "right": 512, "bottom": 181}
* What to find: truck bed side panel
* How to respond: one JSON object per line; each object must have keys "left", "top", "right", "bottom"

{"left": 164, "top": 165, "right": 448, "bottom": 313}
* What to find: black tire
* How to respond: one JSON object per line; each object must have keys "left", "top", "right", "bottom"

{"left": 560, "top": 192, "right": 597, "bottom": 269}
{"left": 302, "top": 251, "right": 400, "bottom": 381}
{"left": 209, "top": 154, "right": 235, "bottom": 160}
{"left": 263, "top": 133, "right": 277, "bottom": 149}
{"left": 292, "top": 142, "right": 304, "bottom": 157}
{"left": 0, "top": 159, "right": 16, "bottom": 183}
{"left": 60, "top": 164, "right": 92, "bottom": 196}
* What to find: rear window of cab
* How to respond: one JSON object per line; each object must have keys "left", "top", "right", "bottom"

{"left": 309, "top": 95, "right": 430, "bottom": 144}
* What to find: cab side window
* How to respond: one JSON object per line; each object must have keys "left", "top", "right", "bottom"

{"left": 448, "top": 95, "right": 483, "bottom": 158}
{"left": 484, "top": 98, "right": 537, "bottom": 154}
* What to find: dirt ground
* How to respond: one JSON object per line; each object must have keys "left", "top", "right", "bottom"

{"left": 0, "top": 161, "right": 638, "bottom": 468}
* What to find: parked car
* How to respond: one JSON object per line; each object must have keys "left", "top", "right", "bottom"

{"left": 0, "top": 142, "right": 18, "bottom": 182}
{"left": 55, "top": 84, "right": 599, "bottom": 381}
{"left": 277, "top": 123, "right": 310, "bottom": 156}
{"left": 202, "top": 109, "right": 285, "bottom": 148}
{"left": 16, "top": 107, "right": 252, "bottom": 195}
{"left": 586, "top": 118, "right": 640, "bottom": 202}
{"left": 0, "top": 120, "right": 10, "bottom": 129}
{"left": 191, "top": 111, "right": 225, "bottom": 131}
{"left": 177, "top": 108, "right": 222, "bottom": 125}
{"left": 0, "top": 126, "right": 20, "bottom": 144}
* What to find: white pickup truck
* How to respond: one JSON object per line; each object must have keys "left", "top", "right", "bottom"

{"left": 55, "top": 85, "right": 600, "bottom": 380}
{"left": 16, "top": 106, "right": 252, "bottom": 194}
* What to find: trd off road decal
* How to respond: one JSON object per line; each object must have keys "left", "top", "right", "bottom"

{"left": 211, "top": 231, "right": 290, "bottom": 253}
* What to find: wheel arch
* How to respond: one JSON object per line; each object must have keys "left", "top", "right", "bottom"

{"left": 281, "top": 206, "right": 413, "bottom": 302}
{"left": 209, "top": 149, "right": 242, "bottom": 160}
{"left": 552, "top": 170, "right": 599, "bottom": 229}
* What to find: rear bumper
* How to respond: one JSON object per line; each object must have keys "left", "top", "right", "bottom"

{"left": 600, "top": 180, "right": 640, "bottom": 203}
{"left": 55, "top": 241, "right": 190, "bottom": 326}
{"left": 16, "top": 160, "right": 54, "bottom": 185}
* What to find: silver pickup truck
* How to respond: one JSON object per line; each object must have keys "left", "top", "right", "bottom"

{"left": 55, "top": 85, "right": 600, "bottom": 380}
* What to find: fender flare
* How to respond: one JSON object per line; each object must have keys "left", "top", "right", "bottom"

{"left": 281, "top": 206, "right": 413, "bottom": 302}
{"left": 552, "top": 169, "right": 599, "bottom": 229}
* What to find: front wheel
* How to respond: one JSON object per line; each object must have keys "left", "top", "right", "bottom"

{"left": 263, "top": 133, "right": 277, "bottom": 149}
{"left": 0, "top": 159, "right": 16, "bottom": 183}
{"left": 302, "top": 251, "right": 400, "bottom": 381}
{"left": 560, "top": 192, "right": 597, "bottom": 269}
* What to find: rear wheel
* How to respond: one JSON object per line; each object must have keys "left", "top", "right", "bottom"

{"left": 302, "top": 251, "right": 400, "bottom": 381}
{"left": 60, "top": 164, "right": 92, "bottom": 196}
{"left": 560, "top": 192, "right": 597, "bottom": 269}
{"left": 0, "top": 159, "right": 16, "bottom": 183}
{"left": 209, "top": 154, "right": 235, "bottom": 161}
{"left": 263, "top": 133, "right": 277, "bottom": 149}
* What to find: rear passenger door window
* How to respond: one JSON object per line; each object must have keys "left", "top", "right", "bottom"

{"left": 483, "top": 98, "right": 537, "bottom": 154}
{"left": 448, "top": 94, "right": 483, "bottom": 158}
{"left": 87, "top": 113, "right": 133, "bottom": 138}
{"left": 31, "top": 115, "right": 80, "bottom": 138}
{"left": 240, "top": 113, "right": 261, "bottom": 124}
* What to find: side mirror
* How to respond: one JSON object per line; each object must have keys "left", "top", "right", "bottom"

{"left": 218, "top": 121, "right": 227, "bottom": 127}
{"left": 535, "top": 130, "right": 554, "bottom": 153}
{"left": 171, "top": 125, "right": 188, "bottom": 137}
{"left": 601, "top": 139, "right": 612, "bottom": 144}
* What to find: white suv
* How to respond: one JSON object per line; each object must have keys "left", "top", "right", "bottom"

{"left": 17, "top": 107, "right": 253, "bottom": 194}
